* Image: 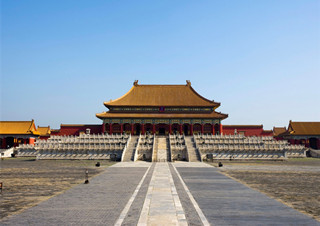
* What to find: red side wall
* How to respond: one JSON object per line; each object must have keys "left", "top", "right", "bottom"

{"left": 54, "top": 125, "right": 102, "bottom": 136}
{"left": 222, "top": 125, "right": 272, "bottom": 137}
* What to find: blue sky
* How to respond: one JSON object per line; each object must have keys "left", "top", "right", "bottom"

{"left": 1, "top": 0, "right": 319, "bottom": 129}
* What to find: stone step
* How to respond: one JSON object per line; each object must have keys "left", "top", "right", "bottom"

{"left": 155, "top": 137, "right": 169, "bottom": 162}
{"left": 185, "top": 136, "right": 201, "bottom": 162}
{"left": 122, "top": 136, "right": 139, "bottom": 162}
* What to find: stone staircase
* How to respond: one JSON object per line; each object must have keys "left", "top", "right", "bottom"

{"left": 185, "top": 136, "right": 201, "bottom": 162}
{"left": 155, "top": 136, "right": 170, "bottom": 162}
{"left": 152, "top": 137, "right": 158, "bottom": 162}
{"left": 122, "top": 136, "right": 139, "bottom": 162}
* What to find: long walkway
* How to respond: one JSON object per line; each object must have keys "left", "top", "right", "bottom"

{"left": 1, "top": 162, "right": 319, "bottom": 226}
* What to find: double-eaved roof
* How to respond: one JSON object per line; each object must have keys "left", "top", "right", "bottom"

{"left": 104, "top": 81, "right": 220, "bottom": 108}
{"left": 0, "top": 120, "right": 40, "bottom": 135}
{"left": 97, "top": 81, "right": 228, "bottom": 120}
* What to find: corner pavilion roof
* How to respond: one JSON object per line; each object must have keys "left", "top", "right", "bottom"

{"left": 104, "top": 81, "right": 220, "bottom": 108}
{"left": 0, "top": 120, "right": 40, "bottom": 135}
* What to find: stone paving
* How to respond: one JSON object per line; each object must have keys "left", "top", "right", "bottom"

{"left": 176, "top": 166, "right": 320, "bottom": 226}
{"left": 1, "top": 161, "right": 319, "bottom": 226}
{"left": 138, "top": 162, "right": 187, "bottom": 226}
{"left": 1, "top": 166, "right": 149, "bottom": 226}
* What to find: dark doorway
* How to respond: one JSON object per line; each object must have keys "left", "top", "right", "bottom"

{"left": 214, "top": 124, "right": 220, "bottom": 135}
{"left": 309, "top": 138, "right": 318, "bottom": 149}
{"left": 135, "top": 124, "right": 141, "bottom": 135}
{"left": 159, "top": 128, "right": 165, "bottom": 135}
{"left": 184, "top": 124, "right": 189, "bottom": 135}
{"left": 6, "top": 137, "right": 14, "bottom": 148}
{"left": 173, "top": 128, "right": 178, "bottom": 134}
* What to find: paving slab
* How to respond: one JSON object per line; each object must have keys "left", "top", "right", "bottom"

{"left": 138, "top": 162, "right": 187, "bottom": 226}
{"left": 173, "top": 161, "right": 213, "bottom": 168}
{"left": 169, "top": 163, "right": 204, "bottom": 226}
{"left": 120, "top": 163, "right": 155, "bottom": 226}
{"left": 1, "top": 166, "right": 149, "bottom": 226}
{"left": 176, "top": 167, "right": 320, "bottom": 226}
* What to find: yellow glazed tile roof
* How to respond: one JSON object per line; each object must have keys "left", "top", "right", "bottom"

{"left": 0, "top": 120, "right": 40, "bottom": 135}
{"left": 104, "top": 81, "right": 220, "bottom": 107}
{"left": 288, "top": 121, "right": 320, "bottom": 136}
{"left": 273, "top": 127, "right": 287, "bottom": 136}
{"left": 37, "top": 126, "right": 51, "bottom": 136}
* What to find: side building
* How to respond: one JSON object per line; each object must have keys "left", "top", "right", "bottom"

{"left": 0, "top": 120, "right": 40, "bottom": 148}
{"left": 96, "top": 80, "right": 228, "bottom": 135}
{"left": 274, "top": 121, "right": 320, "bottom": 150}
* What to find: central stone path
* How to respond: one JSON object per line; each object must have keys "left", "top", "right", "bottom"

{"left": 138, "top": 162, "right": 187, "bottom": 225}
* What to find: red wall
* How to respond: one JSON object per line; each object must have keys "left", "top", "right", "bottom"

{"left": 54, "top": 125, "right": 102, "bottom": 136}
{"left": 223, "top": 125, "right": 272, "bottom": 137}
{"left": 50, "top": 124, "right": 273, "bottom": 137}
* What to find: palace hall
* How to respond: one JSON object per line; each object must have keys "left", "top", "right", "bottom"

{"left": 96, "top": 80, "right": 228, "bottom": 136}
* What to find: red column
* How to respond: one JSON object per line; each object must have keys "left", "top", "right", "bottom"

{"left": 109, "top": 124, "right": 113, "bottom": 135}
{"left": 190, "top": 124, "right": 193, "bottom": 135}
{"left": 152, "top": 124, "right": 156, "bottom": 134}
{"left": 24, "top": 139, "right": 27, "bottom": 144}
{"left": 2, "top": 138, "right": 6, "bottom": 149}
{"left": 220, "top": 124, "right": 223, "bottom": 135}
{"left": 212, "top": 124, "right": 215, "bottom": 135}
{"left": 131, "top": 124, "right": 134, "bottom": 135}
{"left": 169, "top": 124, "right": 172, "bottom": 135}
{"left": 141, "top": 124, "right": 145, "bottom": 135}
{"left": 179, "top": 124, "right": 183, "bottom": 135}
{"left": 102, "top": 123, "right": 105, "bottom": 134}
{"left": 120, "top": 124, "right": 123, "bottom": 134}
{"left": 201, "top": 124, "right": 204, "bottom": 134}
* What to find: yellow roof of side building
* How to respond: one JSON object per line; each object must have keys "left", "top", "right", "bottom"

{"left": 37, "top": 126, "right": 51, "bottom": 136}
{"left": 288, "top": 121, "right": 320, "bottom": 136}
{"left": 273, "top": 127, "right": 287, "bottom": 137}
{"left": 104, "top": 80, "right": 220, "bottom": 108}
{"left": 0, "top": 120, "right": 40, "bottom": 135}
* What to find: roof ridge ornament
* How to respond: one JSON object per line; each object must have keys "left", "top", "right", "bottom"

{"left": 134, "top": 80, "right": 139, "bottom": 86}
{"left": 186, "top": 80, "right": 191, "bottom": 86}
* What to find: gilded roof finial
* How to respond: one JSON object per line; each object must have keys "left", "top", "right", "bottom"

{"left": 134, "top": 80, "right": 139, "bottom": 86}
{"left": 186, "top": 80, "right": 191, "bottom": 86}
